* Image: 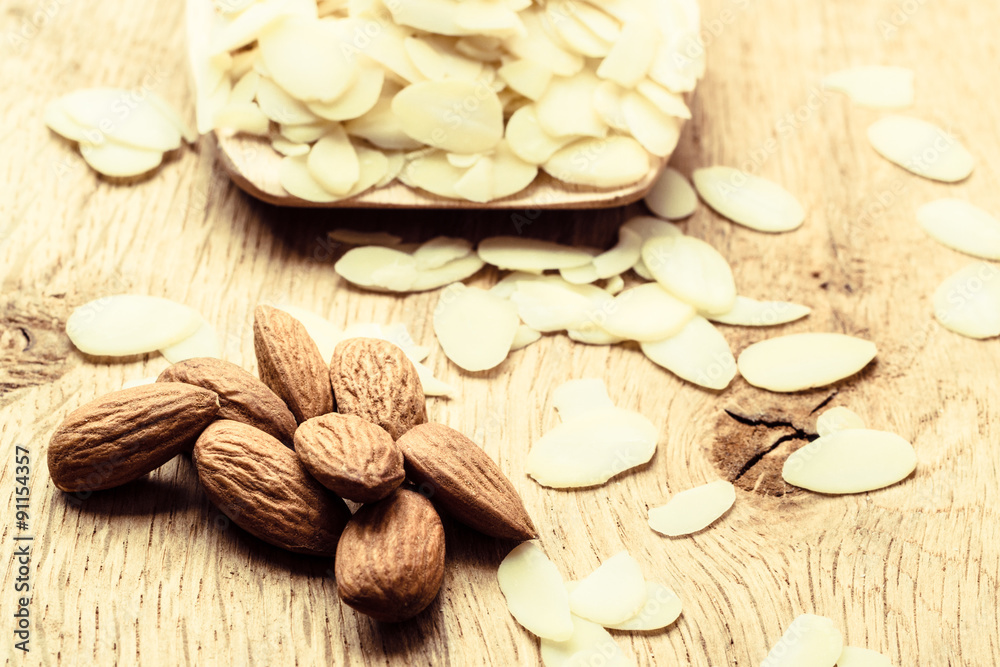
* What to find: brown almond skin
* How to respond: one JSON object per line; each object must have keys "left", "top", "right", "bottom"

{"left": 194, "top": 420, "right": 350, "bottom": 556}
{"left": 157, "top": 357, "right": 297, "bottom": 445}
{"left": 329, "top": 338, "right": 427, "bottom": 440}
{"left": 397, "top": 423, "right": 538, "bottom": 541}
{"left": 294, "top": 413, "right": 404, "bottom": 503}
{"left": 335, "top": 488, "right": 445, "bottom": 622}
{"left": 253, "top": 305, "right": 333, "bottom": 423}
{"left": 47, "top": 383, "right": 220, "bottom": 492}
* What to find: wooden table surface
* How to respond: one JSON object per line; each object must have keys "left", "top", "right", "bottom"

{"left": 2, "top": 0, "right": 999, "bottom": 665}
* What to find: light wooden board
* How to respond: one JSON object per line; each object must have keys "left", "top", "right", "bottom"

{"left": 2, "top": 0, "right": 999, "bottom": 665}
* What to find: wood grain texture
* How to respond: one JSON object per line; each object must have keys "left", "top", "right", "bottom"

{"left": 2, "top": 0, "right": 999, "bottom": 665}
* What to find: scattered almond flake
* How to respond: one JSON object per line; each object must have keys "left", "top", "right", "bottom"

{"left": 410, "top": 254, "right": 487, "bottom": 291}
{"left": 640, "top": 316, "right": 736, "bottom": 390}
{"left": 596, "top": 19, "right": 657, "bottom": 88}
{"left": 214, "top": 101, "right": 271, "bottom": 136}
{"left": 866, "top": 116, "right": 975, "bottom": 183}
{"left": 599, "top": 282, "right": 694, "bottom": 342}
{"left": 345, "top": 89, "right": 424, "bottom": 151}
{"left": 708, "top": 296, "right": 812, "bottom": 327}
{"left": 56, "top": 88, "right": 184, "bottom": 151}
{"left": 636, "top": 81, "right": 691, "bottom": 119}
{"left": 159, "top": 315, "right": 221, "bottom": 363}
{"left": 447, "top": 153, "right": 482, "bottom": 169}
{"left": 258, "top": 15, "right": 358, "bottom": 102}
{"left": 917, "top": 199, "right": 1000, "bottom": 260}
{"left": 44, "top": 98, "right": 90, "bottom": 142}
{"left": 393, "top": 80, "right": 504, "bottom": 153}
{"left": 271, "top": 136, "right": 310, "bottom": 157}
{"left": 815, "top": 406, "right": 865, "bottom": 437}
{"left": 505, "top": 105, "right": 579, "bottom": 165}
{"left": 593, "top": 226, "right": 643, "bottom": 279}
{"left": 413, "top": 236, "right": 474, "bottom": 270}
{"left": 121, "top": 376, "right": 158, "bottom": 390}
{"left": 504, "top": 7, "right": 585, "bottom": 78}
{"left": 526, "top": 407, "right": 658, "bottom": 488}
{"left": 378, "top": 150, "right": 405, "bottom": 187}
{"left": 307, "top": 67, "right": 385, "bottom": 121}
{"left": 497, "top": 543, "right": 574, "bottom": 641}
{"left": 551, "top": 378, "right": 615, "bottom": 421}
{"left": 279, "top": 153, "right": 342, "bottom": 202}
{"left": 511, "top": 279, "right": 613, "bottom": 332}
{"left": 270, "top": 304, "right": 342, "bottom": 362}
{"left": 783, "top": 429, "right": 917, "bottom": 494}
{"left": 399, "top": 150, "right": 467, "bottom": 198}
{"left": 485, "top": 139, "right": 540, "bottom": 200}
{"left": 334, "top": 246, "right": 419, "bottom": 291}
{"left": 822, "top": 66, "right": 914, "bottom": 109}
{"left": 591, "top": 81, "right": 629, "bottom": 132}
{"left": 78, "top": 142, "right": 164, "bottom": 178}
{"left": 453, "top": 155, "right": 495, "bottom": 202}
{"left": 648, "top": 480, "right": 736, "bottom": 537}
{"left": 836, "top": 646, "right": 892, "bottom": 667}
{"left": 605, "top": 582, "right": 682, "bottom": 631}
{"left": 641, "top": 235, "right": 737, "bottom": 315}
{"left": 540, "top": 615, "right": 630, "bottom": 667}
{"left": 543, "top": 135, "right": 651, "bottom": 188}
{"left": 433, "top": 283, "right": 520, "bottom": 371}
{"left": 510, "top": 324, "right": 542, "bottom": 351}
{"left": 497, "top": 59, "right": 553, "bottom": 100}
{"left": 644, "top": 167, "right": 697, "bottom": 220}
{"left": 760, "top": 615, "right": 843, "bottom": 667}
{"left": 280, "top": 121, "right": 332, "bottom": 144}
{"left": 403, "top": 35, "right": 484, "bottom": 81}
{"left": 932, "top": 261, "right": 1000, "bottom": 339}
{"left": 547, "top": 4, "right": 611, "bottom": 58}
{"left": 737, "top": 333, "right": 878, "bottom": 392}
{"left": 229, "top": 70, "right": 260, "bottom": 105}
{"left": 329, "top": 229, "right": 402, "bottom": 246}
{"left": 622, "top": 215, "right": 683, "bottom": 243}
{"left": 307, "top": 127, "right": 361, "bottom": 195}
{"left": 66, "top": 295, "right": 202, "bottom": 357}
{"left": 209, "top": 0, "right": 315, "bottom": 54}
{"left": 603, "top": 274, "right": 624, "bottom": 295}
{"left": 559, "top": 263, "right": 600, "bottom": 285}
{"left": 567, "top": 328, "right": 626, "bottom": 345}
{"left": 412, "top": 359, "right": 457, "bottom": 397}
{"left": 692, "top": 167, "right": 806, "bottom": 233}
{"left": 567, "top": 551, "right": 646, "bottom": 626}
{"left": 536, "top": 71, "right": 608, "bottom": 138}
{"left": 478, "top": 237, "right": 594, "bottom": 273}
{"left": 622, "top": 91, "right": 682, "bottom": 156}
{"left": 255, "top": 76, "right": 321, "bottom": 125}
{"left": 570, "top": 2, "right": 620, "bottom": 42}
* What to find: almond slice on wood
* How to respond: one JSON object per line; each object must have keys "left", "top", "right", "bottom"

{"left": 551, "top": 378, "right": 615, "bottom": 422}
{"left": 393, "top": 80, "right": 504, "bottom": 153}
{"left": 647, "top": 480, "right": 736, "bottom": 537}
{"left": 593, "top": 226, "right": 643, "bottom": 279}
{"left": 782, "top": 429, "right": 916, "bottom": 494}
{"left": 497, "top": 542, "right": 574, "bottom": 641}
{"left": 258, "top": 15, "right": 358, "bottom": 102}
{"left": 693, "top": 166, "right": 806, "bottom": 233}
{"left": 540, "top": 615, "right": 630, "bottom": 667}
{"left": 599, "top": 282, "right": 695, "bottom": 342}
{"left": 542, "top": 135, "right": 650, "bottom": 188}
{"left": 413, "top": 236, "right": 474, "bottom": 270}
{"left": 78, "top": 142, "right": 165, "bottom": 178}
{"left": 66, "top": 295, "right": 202, "bottom": 357}
{"left": 334, "top": 246, "right": 419, "bottom": 291}
{"left": 822, "top": 66, "right": 914, "bottom": 109}
{"left": 708, "top": 296, "right": 811, "bottom": 327}
{"left": 644, "top": 167, "right": 697, "bottom": 220}
{"left": 568, "top": 551, "right": 646, "bottom": 626}
{"left": 641, "top": 235, "right": 737, "bottom": 315}
{"left": 917, "top": 198, "right": 1000, "bottom": 260}
{"left": 640, "top": 316, "right": 736, "bottom": 390}
{"left": 510, "top": 324, "right": 543, "bottom": 351}
{"left": 737, "top": 333, "right": 877, "bottom": 392}
{"left": 478, "top": 236, "right": 594, "bottom": 272}
{"left": 605, "top": 581, "right": 682, "bottom": 631}
{"left": 57, "top": 87, "right": 184, "bottom": 151}
{"left": 867, "top": 115, "right": 974, "bottom": 183}
{"left": 307, "top": 127, "right": 361, "bottom": 195}
{"left": 933, "top": 261, "right": 1000, "bottom": 339}
{"left": 433, "top": 283, "right": 520, "bottom": 371}
{"left": 511, "top": 279, "right": 613, "bottom": 332}
{"left": 760, "top": 614, "right": 843, "bottom": 667}
{"left": 815, "top": 406, "right": 865, "bottom": 437}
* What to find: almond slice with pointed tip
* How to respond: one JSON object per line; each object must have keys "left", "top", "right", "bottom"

{"left": 622, "top": 91, "right": 681, "bottom": 157}
{"left": 932, "top": 261, "right": 1000, "bottom": 338}
{"left": 738, "top": 333, "right": 878, "bottom": 392}
{"left": 645, "top": 167, "right": 697, "bottom": 220}
{"left": 511, "top": 279, "right": 613, "bottom": 332}
{"left": 605, "top": 581, "right": 682, "bottom": 631}
{"left": 867, "top": 115, "right": 974, "bottom": 183}
{"left": 708, "top": 296, "right": 812, "bottom": 326}
{"left": 335, "top": 246, "right": 419, "bottom": 291}
{"left": 559, "top": 263, "right": 600, "bottom": 285}
{"left": 393, "top": 80, "right": 504, "bottom": 153}
{"left": 433, "top": 283, "right": 520, "bottom": 371}
{"left": 413, "top": 237, "right": 474, "bottom": 270}
{"left": 761, "top": 614, "right": 843, "bottom": 667}
{"left": 78, "top": 142, "right": 164, "bottom": 178}
{"left": 510, "top": 324, "right": 542, "bottom": 351}
{"left": 403, "top": 36, "right": 484, "bottom": 81}
{"left": 66, "top": 295, "right": 202, "bottom": 357}
{"left": 693, "top": 166, "right": 805, "bottom": 233}
{"left": 504, "top": 7, "right": 584, "bottom": 77}
{"left": 505, "top": 105, "right": 579, "bottom": 165}
{"left": 307, "top": 128, "right": 360, "bottom": 195}
{"left": 551, "top": 378, "right": 615, "bottom": 421}
{"left": 648, "top": 480, "right": 735, "bottom": 537}
{"left": 783, "top": 429, "right": 916, "bottom": 494}
{"left": 622, "top": 215, "right": 683, "bottom": 242}
{"left": 592, "top": 226, "right": 643, "bottom": 279}
{"left": 536, "top": 71, "right": 608, "bottom": 139}
{"left": 497, "top": 59, "right": 553, "bottom": 100}
{"left": 568, "top": 551, "right": 646, "bottom": 625}
{"left": 214, "top": 101, "right": 271, "bottom": 136}
{"left": 159, "top": 315, "right": 221, "bottom": 363}
{"left": 917, "top": 199, "right": 1000, "bottom": 260}
{"left": 497, "top": 543, "right": 574, "bottom": 641}
{"left": 43, "top": 98, "right": 90, "bottom": 142}
{"left": 640, "top": 316, "right": 736, "bottom": 390}
{"left": 543, "top": 135, "right": 650, "bottom": 188}
{"left": 58, "top": 88, "right": 184, "bottom": 151}
{"left": 836, "top": 646, "right": 893, "bottom": 667}
{"left": 540, "top": 615, "right": 630, "bottom": 667}
{"left": 636, "top": 80, "right": 691, "bottom": 119}
{"left": 410, "top": 254, "right": 486, "bottom": 291}
{"left": 600, "top": 282, "right": 694, "bottom": 342}
{"left": 478, "top": 237, "right": 594, "bottom": 272}
{"left": 307, "top": 67, "right": 385, "bottom": 121}
{"left": 345, "top": 89, "right": 424, "bottom": 151}
{"left": 823, "top": 66, "right": 914, "bottom": 109}
{"left": 596, "top": 19, "right": 657, "bottom": 87}
{"left": 815, "top": 406, "right": 865, "bottom": 437}
{"left": 641, "top": 235, "right": 737, "bottom": 315}
{"left": 453, "top": 156, "right": 495, "bottom": 202}
{"left": 255, "top": 77, "right": 321, "bottom": 125}
{"left": 258, "top": 15, "right": 357, "bottom": 102}
{"left": 592, "top": 81, "right": 629, "bottom": 132}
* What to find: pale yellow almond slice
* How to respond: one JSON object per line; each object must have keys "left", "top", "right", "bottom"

{"left": 596, "top": 19, "right": 657, "bottom": 87}
{"left": 640, "top": 316, "right": 736, "bottom": 390}
{"left": 447, "top": 153, "right": 482, "bottom": 169}
{"left": 604, "top": 274, "right": 624, "bottom": 295}
{"left": 334, "top": 245, "right": 418, "bottom": 291}
{"left": 568, "top": 551, "right": 646, "bottom": 626}
{"left": 478, "top": 237, "right": 594, "bottom": 272}
{"left": 210, "top": 0, "right": 316, "bottom": 53}
{"left": 641, "top": 235, "right": 737, "bottom": 315}
{"left": 489, "top": 140, "right": 540, "bottom": 199}
{"left": 917, "top": 198, "right": 1000, "bottom": 260}
{"left": 761, "top": 614, "right": 843, "bottom": 667}
{"left": 560, "top": 263, "right": 600, "bottom": 285}
{"left": 271, "top": 137, "right": 310, "bottom": 157}
{"left": 433, "top": 283, "right": 520, "bottom": 371}
{"left": 708, "top": 296, "right": 811, "bottom": 327}
{"left": 307, "top": 127, "right": 360, "bottom": 196}
{"left": 377, "top": 151, "right": 405, "bottom": 187}
{"left": 867, "top": 115, "right": 974, "bottom": 183}
{"left": 280, "top": 121, "right": 332, "bottom": 144}
{"left": 836, "top": 646, "right": 892, "bottom": 667}
{"left": 505, "top": 105, "right": 579, "bottom": 165}
{"left": 636, "top": 80, "right": 691, "bottom": 119}
{"left": 255, "top": 77, "right": 320, "bottom": 125}
{"left": 551, "top": 378, "right": 615, "bottom": 421}
{"left": 592, "top": 81, "right": 629, "bottom": 132}
{"left": 644, "top": 167, "right": 697, "bottom": 220}
{"left": 823, "top": 66, "right": 914, "bottom": 109}
{"left": 537, "top": 72, "right": 608, "bottom": 138}
{"left": 386, "top": 0, "right": 461, "bottom": 35}
{"left": 540, "top": 615, "right": 630, "bottom": 667}
{"left": 632, "top": 259, "right": 654, "bottom": 280}
{"left": 511, "top": 280, "right": 613, "bottom": 332}
{"left": 592, "top": 226, "right": 642, "bottom": 279}
{"left": 214, "top": 102, "right": 271, "bottom": 136}
{"left": 490, "top": 271, "right": 544, "bottom": 298}
{"left": 622, "top": 91, "right": 681, "bottom": 157}
{"left": 345, "top": 88, "right": 424, "bottom": 150}
{"left": 623, "top": 215, "right": 683, "bottom": 242}
{"left": 66, "top": 295, "right": 201, "bottom": 356}
{"left": 692, "top": 166, "right": 805, "bottom": 233}
{"left": 570, "top": 1, "right": 621, "bottom": 42}
{"left": 454, "top": 156, "right": 495, "bottom": 202}
{"left": 403, "top": 36, "right": 484, "bottom": 81}
{"left": 78, "top": 142, "right": 164, "bottom": 178}
{"left": 543, "top": 135, "right": 650, "bottom": 188}
{"left": 258, "top": 15, "right": 358, "bottom": 102}
{"left": 932, "top": 261, "right": 1000, "bottom": 338}
{"left": 737, "top": 333, "right": 878, "bottom": 392}
{"left": 413, "top": 359, "right": 456, "bottom": 397}
{"left": 306, "top": 67, "right": 385, "bottom": 121}
{"left": 230, "top": 70, "right": 261, "bottom": 105}
{"left": 600, "top": 282, "right": 694, "bottom": 342}
{"left": 504, "top": 7, "right": 584, "bottom": 77}
{"left": 410, "top": 254, "right": 486, "bottom": 291}
{"left": 648, "top": 38, "right": 700, "bottom": 93}
{"left": 498, "top": 543, "right": 574, "bottom": 641}
{"left": 497, "top": 59, "right": 553, "bottom": 100}
{"left": 454, "top": 2, "right": 524, "bottom": 38}
{"left": 567, "top": 328, "right": 626, "bottom": 345}
{"left": 783, "top": 429, "right": 916, "bottom": 494}
{"left": 527, "top": 407, "right": 658, "bottom": 488}
{"left": 648, "top": 480, "right": 735, "bottom": 537}
{"left": 393, "top": 80, "right": 503, "bottom": 153}
{"left": 399, "top": 150, "right": 467, "bottom": 198}
{"left": 159, "top": 315, "right": 221, "bottom": 364}
{"left": 605, "top": 581, "right": 682, "bottom": 631}
{"left": 270, "top": 304, "right": 341, "bottom": 363}
{"left": 229, "top": 48, "right": 259, "bottom": 80}
{"left": 815, "top": 406, "right": 865, "bottom": 437}
{"left": 547, "top": 4, "right": 612, "bottom": 58}
{"left": 44, "top": 98, "right": 90, "bottom": 142}
{"left": 413, "top": 237, "right": 474, "bottom": 270}
{"left": 58, "top": 88, "right": 184, "bottom": 151}
{"left": 510, "top": 324, "right": 543, "bottom": 351}
{"left": 279, "top": 153, "right": 340, "bottom": 202}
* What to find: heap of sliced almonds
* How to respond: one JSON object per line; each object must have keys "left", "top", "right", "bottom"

{"left": 187, "top": 0, "right": 703, "bottom": 202}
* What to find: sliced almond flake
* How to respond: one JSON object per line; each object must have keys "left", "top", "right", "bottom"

{"left": 122, "top": 376, "right": 158, "bottom": 390}
{"left": 932, "top": 261, "right": 1000, "bottom": 339}
{"left": 377, "top": 151, "right": 405, "bottom": 187}
{"left": 632, "top": 259, "right": 654, "bottom": 280}
{"left": 58, "top": 88, "right": 184, "bottom": 151}
{"left": 551, "top": 378, "right": 615, "bottom": 421}
{"left": 497, "top": 59, "right": 553, "bottom": 101}
{"left": 543, "top": 135, "right": 650, "bottom": 188}
{"left": 413, "top": 359, "right": 457, "bottom": 397}
{"left": 307, "top": 127, "right": 360, "bottom": 195}
{"left": 188, "top": 0, "right": 229, "bottom": 134}
{"left": 692, "top": 167, "right": 805, "bottom": 233}
{"left": 258, "top": 15, "right": 357, "bottom": 102}
{"left": 255, "top": 77, "right": 320, "bottom": 125}
{"left": 823, "top": 66, "right": 914, "bottom": 109}
{"left": 498, "top": 543, "right": 574, "bottom": 641}
{"left": 761, "top": 614, "right": 843, "bottom": 667}
{"left": 836, "top": 646, "right": 893, "bottom": 667}
{"left": 229, "top": 48, "right": 259, "bottom": 81}
{"left": 433, "top": 283, "right": 520, "bottom": 371}
{"left": 548, "top": 5, "right": 612, "bottom": 58}
{"left": 622, "top": 91, "right": 681, "bottom": 157}
{"left": 385, "top": 0, "right": 460, "bottom": 34}
{"left": 413, "top": 237, "right": 474, "bottom": 270}
{"left": 571, "top": 2, "right": 621, "bottom": 42}
{"left": 536, "top": 72, "right": 608, "bottom": 138}
{"left": 603, "top": 274, "right": 624, "bottom": 295}
{"left": 567, "top": 328, "right": 626, "bottom": 345}
{"left": 352, "top": 18, "right": 426, "bottom": 84}
{"left": 404, "top": 35, "right": 485, "bottom": 81}
{"left": 505, "top": 105, "right": 578, "bottom": 165}
{"left": 399, "top": 150, "right": 467, "bottom": 198}
{"left": 489, "top": 139, "right": 539, "bottom": 199}
{"left": 504, "top": 7, "right": 585, "bottom": 77}
{"left": 79, "top": 142, "right": 164, "bottom": 178}
{"left": 559, "top": 263, "right": 599, "bottom": 285}
{"left": 454, "top": 156, "right": 495, "bottom": 202}
{"left": 708, "top": 296, "right": 812, "bottom": 327}
{"left": 393, "top": 80, "right": 504, "bottom": 153}
{"left": 478, "top": 237, "right": 594, "bottom": 272}
{"left": 214, "top": 101, "right": 271, "bottom": 136}
{"left": 410, "top": 254, "right": 486, "bottom": 291}
{"left": 636, "top": 80, "right": 691, "bottom": 119}
{"left": 159, "top": 315, "right": 221, "bottom": 364}
{"left": 307, "top": 67, "right": 385, "bottom": 121}
{"left": 146, "top": 93, "right": 197, "bottom": 145}
{"left": 490, "top": 271, "right": 544, "bottom": 299}
{"left": 540, "top": 615, "right": 630, "bottom": 667}
{"left": 605, "top": 581, "right": 682, "bottom": 631}
{"left": 568, "top": 551, "right": 646, "bottom": 626}
{"left": 596, "top": 19, "right": 657, "bottom": 87}
{"left": 510, "top": 324, "right": 543, "bottom": 351}
{"left": 867, "top": 115, "right": 975, "bottom": 183}
{"left": 783, "top": 429, "right": 917, "bottom": 494}
{"left": 345, "top": 89, "right": 424, "bottom": 150}
{"left": 230, "top": 70, "right": 261, "bottom": 105}
{"left": 271, "top": 137, "right": 310, "bottom": 157}
{"left": 280, "top": 153, "right": 341, "bottom": 202}
{"left": 210, "top": 0, "right": 317, "bottom": 54}
{"left": 527, "top": 407, "right": 658, "bottom": 488}
{"left": 622, "top": 215, "right": 684, "bottom": 242}
{"left": 329, "top": 229, "right": 402, "bottom": 246}
{"left": 66, "top": 295, "right": 201, "bottom": 357}
{"left": 648, "top": 480, "right": 735, "bottom": 537}
{"left": 600, "top": 282, "right": 694, "bottom": 342}
{"left": 737, "top": 333, "right": 878, "bottom": 392}
{"left": 917, "top": 198, "right": 1000, "bottom": 260}
{"left": 280, "top": 121, "right": 332, "bottom": 144}
{"left": 644, "top": 167, "right": 697, "bottom": 220}
{"left": 593, "top": 226, "right": 642, "bottom": 279}
{"left": 815, "top": 406, "right": 865, "bottom": 437}
{"left": 511, "top": 279, "right": 613, "bottom": 332}
{"left": 640, "top": 316, "right": 736, "bottom": 390}
{"left": 591, "top": 81, "right": 629, "bottom": 132}
{"left": 44, "top": 98, "right": 90, "bottom": 142}
{"left": 641, "top": 235, "right": 737, "bottom": 315}
{"left": 334, "top": 246, "right": 419, "bottom": 291}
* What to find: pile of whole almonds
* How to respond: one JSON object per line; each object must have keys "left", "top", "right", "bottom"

{"left": 46, "top": 305, "right": 537, "bottom": 622}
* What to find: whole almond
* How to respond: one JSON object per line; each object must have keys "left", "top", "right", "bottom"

{"left": 294, "top": 413, "right": 404, "bottom": 503}
{"left": 335, "top": 488, "right": 445, "bottom": 622}
{"left": 47, "top": 383, "right": 220, "bottom": 492}
{"left": 329, "top": 337, "right": 427, "bottom": 440}
{"left": 157, "top": 357, "right": 297, "bottom": 445}
{"left": 253, "top": 305, "right": 333, "bottom": 423}
{"left": 194, "top": 419, "right": 350, "bottom": 556}
{"left": 396, "top": 423, "right": 537, "bottom": 540}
